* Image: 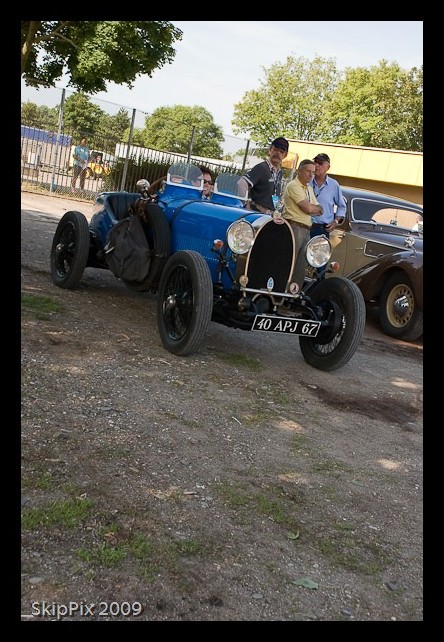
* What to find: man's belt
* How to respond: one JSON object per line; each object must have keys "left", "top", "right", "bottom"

{"left": 288, "top": 220, "right": 311, "bottom": 230}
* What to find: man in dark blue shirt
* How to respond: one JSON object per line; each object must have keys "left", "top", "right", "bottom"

{"left": 237, "top": 137, "right": 289, "bottom": 214}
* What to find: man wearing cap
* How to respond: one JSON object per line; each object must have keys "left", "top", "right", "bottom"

{"left": 310, "top": 153, "right": 346, "bottom": 275}
{"left": 237, "top": 137, "right": 289, "bottom": 215}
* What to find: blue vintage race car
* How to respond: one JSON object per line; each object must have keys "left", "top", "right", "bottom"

{"left": 50, "top": 162, "right": 366, "bottom": 371}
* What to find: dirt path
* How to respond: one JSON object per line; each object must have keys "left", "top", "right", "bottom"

{"left": 20, "top": 192, "right": 423, "bottom": 621}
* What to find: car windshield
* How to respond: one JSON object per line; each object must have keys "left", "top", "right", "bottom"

{"left": 351, "top": 198, "right": 423, "bottom": 232}
{"left": 166, "top": 163, "right": 204, "bottom": 189}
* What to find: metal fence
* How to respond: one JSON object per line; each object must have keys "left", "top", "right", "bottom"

{"left": 20, "top": 84, "right": 262, "bottom": 203}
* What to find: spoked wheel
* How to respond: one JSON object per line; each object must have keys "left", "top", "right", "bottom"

{"left": 379, "top": 272, "right": 423, "bottom": 341}
{"left": 50, "top": 211, "right": 90, "bottom": 289}
{"left": 299, "top": 276, "right": 366, "bottom": 371}
{"left": 157, "top": 250, "right": 213, "bottom": 356}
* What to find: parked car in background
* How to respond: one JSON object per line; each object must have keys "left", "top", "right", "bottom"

{"left": 49, "top": 162, "right": 366, "bottom": 372}
{"left": 328, "top": 187, "right": 423, "bottom": 342}
{"left": 85, "top": 150, "right": 114, "bottom": 179}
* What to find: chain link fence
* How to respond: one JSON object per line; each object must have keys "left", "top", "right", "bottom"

{"left": 21, "top": 85, "right": 266, "bottom": 202}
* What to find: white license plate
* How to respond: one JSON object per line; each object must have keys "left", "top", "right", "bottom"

{"left": 252, "top": 315, "right": 321, "bottom": 336}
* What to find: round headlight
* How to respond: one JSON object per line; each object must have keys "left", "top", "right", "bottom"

{"left": 306, "top": 235, "right": 332, "bottom": 268}
{"left": 227, "top": 220, "right": 254, "bottom": 254}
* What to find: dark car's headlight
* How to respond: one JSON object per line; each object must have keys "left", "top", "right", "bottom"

{"left": 227, "top": 220, "right": 254, "bottom": 254}
{"left": 306, "top": 235, "right": 332, "bottom": 268}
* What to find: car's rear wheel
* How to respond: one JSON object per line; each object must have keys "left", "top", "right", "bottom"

{"left": 157, "top": 250, "right": 213, "bottom": 356}
{"left": 50, "top": 211, "right": 90, "bottom": 288}
{"left": 379, "top": 272, "right": 423, "bottom": 341}
{"left": 299, "top": 276, "right": 366, "bottom": 371}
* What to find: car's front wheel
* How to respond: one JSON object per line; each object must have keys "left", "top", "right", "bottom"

{"left": 379, "top": 272, "right": 423, "bottom": 341}
{"left": 157, "top": 250, "right": 213, "bottom": 356}
{"left": 299, "top": 276, "right": 366, "bottom": 371}
{"left": 50, "top": 211, "right": 90, "bottom": 288}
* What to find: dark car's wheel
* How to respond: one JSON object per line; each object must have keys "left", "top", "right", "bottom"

{"left": 50, "top": 211, "right": 90, "bottom": 289}
{"left": 379, "top": 272, "right": 423, "bottom": 341}
{"left": 123, "top": 201, "right": 171, "bottom": 292}
{"left": 157, "top": 250, "right": 213, "bottom": 356}
{"left": 299, "top": 276, "right": 366, "bottom": 371}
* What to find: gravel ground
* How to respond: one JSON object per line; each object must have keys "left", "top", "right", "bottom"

{"left": 20, "top": 191, "right": 423, "bottom": 622}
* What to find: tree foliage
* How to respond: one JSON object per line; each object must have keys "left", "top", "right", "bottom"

{"left": 232, "top": 56, "right": 340, "bottom": 146}
{"left": 320, "top": 61, "right": 423, "bottom": 151}
{"left": 21, "top": 94, "right": 132, "bottom": 150}
{"left": 141, "top": 105, "right": 224, "bottom": 158}
{"left": 232, "top": 56, "right": 422, "bottom": 153}
{"left": 21, "top": 101, "right": 59, "bottom": 130}
{"left": 21, "top": 21, "right": 182, "bottom": 93}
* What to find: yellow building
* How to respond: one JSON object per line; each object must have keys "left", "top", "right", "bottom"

{"left": 283, "top": 140, "right": 423, "bottom": 205}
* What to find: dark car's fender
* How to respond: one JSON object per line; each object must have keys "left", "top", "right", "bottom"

{"left": 345, "top": 251, "right": 423, "bottom": 310}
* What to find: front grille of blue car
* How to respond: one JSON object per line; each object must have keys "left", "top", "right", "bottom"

{"left": 244, "top": 219, "right": 294, "bottom": 292}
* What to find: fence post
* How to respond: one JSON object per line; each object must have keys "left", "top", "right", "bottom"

{"left": 241, "top": 140, "right": 250, "bottom": 174}
{"left": 50, "top": 88, "right": 66, "bottom": 193}
{"left": 186, "top": 127, "right": 195, "bottom": 164}
{"left": 120, "top": 108, "right": 136, "bottom": 191}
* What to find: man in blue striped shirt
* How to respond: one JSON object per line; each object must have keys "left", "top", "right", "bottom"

{"left": 310, "top": 153, "right": 346, "bottom": 276}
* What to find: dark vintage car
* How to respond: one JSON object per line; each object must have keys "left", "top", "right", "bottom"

{"left": 328, "top": 187, "right": 423, "bottom": 342}
{"left": 50, "top": 162, "right": 366, "bottom": 372}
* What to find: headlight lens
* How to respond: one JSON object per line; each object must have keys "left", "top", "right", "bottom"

{"left": 306, "top": 235, "right": 332, "bottom": 267}
{"left": 227, "top": 220, "right": 254, "bottom": 254}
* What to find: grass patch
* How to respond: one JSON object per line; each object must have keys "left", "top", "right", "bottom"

{"left": 217, "top": 481, "right": 302, "bottom": 532}
{"left": 214, "top": 352, "right": 262, "bottom": 371}
{"left": 76, "top": 531, "right": 211, "bottom": 576}
{"left": 21, "top": 293, "right": 63, "bottom": 320}
{"left": 22, "top": 469, "right": 55, "bottom": 491}
{"left": 255, "top": 494, "right": 289, "bottom": 525}
{"left": 314, "top": 533, "right": 393, "bottom": 575}
{"left": 76, "top": 542, "right": 126, "bottom": 567}
{"left": 217, "top": 482, "right": 251, "bottom": 509}
{"left": 311, "top": 459, "right": 354, "bottom": 476}
{"left": 242, "top": 411, "right": 271, "bottom": 426}
{"left": 21, "top": 497, "right": 93, "bottom": 530}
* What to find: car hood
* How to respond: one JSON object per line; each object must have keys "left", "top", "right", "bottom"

{"left": 350, "top": 223, "right": 423, "bottom": 253}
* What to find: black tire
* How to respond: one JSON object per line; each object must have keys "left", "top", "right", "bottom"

{"left": 123, "top": 201, "right": 171, "bottom": 292}
{"left": 379, "top": 272, "right": 423, "bottom": 341}
{"left": 157, "top": 250, "right": 213, "bottom": 356}
{"left": 50, "top": 211, "right": 90, "bottom": 289}
{"left": 299, "top": 276, "right": 366, "bottom": 371}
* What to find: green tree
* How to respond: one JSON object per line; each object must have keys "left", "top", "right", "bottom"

{"left": 96, "top": 108, "right": 131, "bottom": 144}
{"left": 320, "top": 61, "right": 423, "bottom": 152}
{"left": 21, "top": 101, "right": 59, "bottom": 130}
{"left": 231, "top": 56, "right": 340, "bottom": 145}
{"left": 21, "top": 21, "right": 182, "bottom": 93}
{"left": 63, "top": 93, "right": 104, "bottom": 137}
{"left": 122, "top": 127, "right": 146, "bottom": 146}
{"left": 141, "top": 106, "right": 224, "bottom": 158}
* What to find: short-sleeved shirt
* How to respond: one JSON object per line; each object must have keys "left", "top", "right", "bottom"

{"left": 73, "top": 144, "right": 89, "bottom": 169}
{"left": 242, "top": 160, "right": 283, "bottom": 211}
{"left": 283, "top": 177, "right": 318, "bottom": 227}
{"left": 309, "top": 175, "right": 346, "bottom": 224}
